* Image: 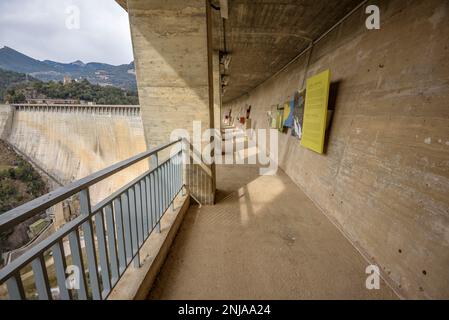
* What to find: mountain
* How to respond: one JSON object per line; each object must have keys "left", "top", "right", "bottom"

{"left": 0, "top": 46, "right": 53, "bottom": 73}
{"left": 0, "top": 46, "right": 137, "bottom": 91}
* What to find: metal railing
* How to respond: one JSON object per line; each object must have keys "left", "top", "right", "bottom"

{"left": 0, "top": 139, "right": 185, "bottom": 300}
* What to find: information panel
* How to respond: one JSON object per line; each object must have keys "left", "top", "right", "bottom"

{"left": 300, "top": 69, "right": 331, "bottom": 154}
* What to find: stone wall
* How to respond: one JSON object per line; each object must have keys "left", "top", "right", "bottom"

{"left": 223, "top": 0, "right": 449, "bottom": 299}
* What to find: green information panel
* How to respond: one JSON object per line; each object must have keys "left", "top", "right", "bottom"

{"left": 301, "top": 69, "right": 331, "bottom": 154}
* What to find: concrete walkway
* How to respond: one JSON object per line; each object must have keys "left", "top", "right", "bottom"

{"left": 148, "top": 164, "right": 398, "bottom": 300}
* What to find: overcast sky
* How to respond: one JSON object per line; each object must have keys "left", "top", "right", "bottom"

{"left": 0, "top": 0, "right": 134, "bottom": 65}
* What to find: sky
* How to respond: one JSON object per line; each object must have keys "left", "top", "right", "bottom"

{"left": 0, "top": 0, "right": 134, "bottom": 66}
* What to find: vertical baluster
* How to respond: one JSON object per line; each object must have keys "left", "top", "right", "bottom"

{"left": 178, "top": 152, "right": 181, "bottom": 192}
{"left": 178, "top": 151, "right": 185, "bottom": 195}
{"left": 134, "top": 183, "right": 143, "bottom": 247}
{"left": 176, "top": 153, "right": 179, "bottom": 190}
{"left": 168, "top": 160, "right": 171, "bottom": 204}
{"left": 68, "top": 229, "right": 88, "bottom": 299}
{"left": 164, "top": 162, "right": 168, "bottom": 211}
{"left": 175, "top": 153, "right": 179, "bottom": 192}
{"left": 170, "top": 159, "right": 174, "bottom": 210}
{"left": 79, "top": 190, "right": 101, "bottom": 300}
{"left": 128, "top": 187, "right": 138, "bottom": 254}
{"left": 140, "top": 179, "right": 149, "bottom": 238}
{"left": 167, "top": 160, "right": 171, "bottom": 208}
{"left": 175, "top": 154, "right": 178, "bottom": 193}
{"left": 172, "top": 158, "right": 174, "bottom": 196}
{"left": 161, "top": 162, "right": 165, "bottom": 212}
{"left": 150, "top": 154, "right": 157, "bottom": 231}
{"left": 150, "top": 171, "right": 157, "bottom": 231}
{"left": 105, "top": 204, "right": 119, "bottom": 284}
{"left": 204, "top": 169, "right": 207, "bottom": 204}
{"left": 191, "top": 142, "right": 194, "bottom": 195}
{"left": 160, "top": 164, "right": 165, "bottom": 214}
{"left": 113, "top": 198, "right": 126, "bottom": 274}
{"left": 94, "top": 210, "right": 111, "bottom": 297}
{"left": 32, "top": 255, "right": 52, "bottom": 300}
{"left": 203, "top": 169, "right": 206, "bottom": 203}
{"left": 187, "top": 151, "right": 190, "bottom": 196}
{"left": 120, "top": 192, "right": 133, "bottom": 264}
{"left": 82, "top": 219, "right": 101, "bottom": 300}
{"left": 6, "top": 274, "right": 25, "bottom": 300}
{"left": 145, "top": 175, "right": 153, "bottom": 233}
{"left": 52, "top": 240, "right": 72, "bottom": 300}
{"left": 182, "top": 145, "right": 187, "bottom": 196}
{"left": 164, "top": 162, "right": 168, "bottom": 210}
{"left": 195, "top": 164, "right": 198, "bottom": 200}
{"left": 167, "top": 159, "right": 173, "bottom": 207}
{"left": 157, "top": 164, "right": 162, "bottom": 232}
{"left": 159, "top": 163, "right": 163, "bottom": 213}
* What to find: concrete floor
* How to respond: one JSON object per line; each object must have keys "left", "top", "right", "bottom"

{"left": 148, "top": 164, "right": 398, "bottom": 300}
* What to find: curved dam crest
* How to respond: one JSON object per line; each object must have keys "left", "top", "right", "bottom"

{"left": 0, "top": 104, "right": 148, "bottom": 206}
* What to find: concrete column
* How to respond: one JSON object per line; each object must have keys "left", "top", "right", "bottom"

{"left": 127, "top": 0, "right": 215, "bottom": 204}
{"left": 213, "top": 51, "right": 222, "bottom": 132}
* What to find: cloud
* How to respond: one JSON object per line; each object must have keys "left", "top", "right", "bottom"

{"left": 0, "top": 0, "right": 134, "bottom": 65}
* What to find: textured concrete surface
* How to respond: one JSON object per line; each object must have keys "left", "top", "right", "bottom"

{"left": 224, "top": 0, "right": 449, "bottom": 299}
{"left": 148, "top": 164, "right": 397, "bottom": 299}
{"left": 211, "top": 0, "right": 364, "bottom": 102}
{"left": 127, "top": 0, "right": 215, "bottom": 204}
{"left": 3, "top": 105, "right": 147, "bottom": 205}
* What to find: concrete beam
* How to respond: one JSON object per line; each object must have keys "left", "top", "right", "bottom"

{"left": 127, "top": 0, "right": 216, "bottom": 204}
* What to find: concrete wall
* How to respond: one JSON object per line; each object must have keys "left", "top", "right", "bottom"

{"left": 224, "top": 0, "right": 449, "bottom": 299}
{"left": 3, "top": 105, "right": 148, "bottom": 205}
{"left": 127, "top": 0, "right": 215, "bottom": 203}
{"left": 128, "top": 0, "right": 211, "bottom": 147}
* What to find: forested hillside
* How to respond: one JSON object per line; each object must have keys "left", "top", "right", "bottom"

{"left": 1, "top": 68, "right": 139, "bottom": 105}
{"left": 0, "top": 68, "right": 37, "bottom": 102}
{"left": 0, "top": 46, "right": 137, "bottom": 90}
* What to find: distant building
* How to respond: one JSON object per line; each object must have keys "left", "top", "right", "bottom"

{"left": 63, "top": 75, "right": 72, "bottom": 85}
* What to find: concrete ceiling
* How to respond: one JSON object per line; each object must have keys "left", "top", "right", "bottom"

{"left": 212, "top": 0, "right": 365, "bottom": 103}
{"left": 116, "top": 0, "right": 365, "bottom": 103}
{"left": 116, "top": 0, "right": 127, "bottom": 11}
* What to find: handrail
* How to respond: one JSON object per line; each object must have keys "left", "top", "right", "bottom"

{"left": 0, "top": 138, "right": 186, "bottom": 300}
{"left": 0, "top": 138, "right": 181, "bottom": 232}
{"left": 91, "top": 144, "right": 182, "bottom": 213}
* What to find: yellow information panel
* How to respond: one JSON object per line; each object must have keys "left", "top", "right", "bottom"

{"left": 301, "top": 69, "right": 331, "bottom": 154}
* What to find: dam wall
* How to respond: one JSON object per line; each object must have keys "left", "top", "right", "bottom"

{"left": 223, "top": 0, "right": 449, "bottom": 299}
{"left": 0, "top": 105, "right": 13, "bottom": 139}
{"left": 2, "top": 104, "right": 148, "bottom": 206}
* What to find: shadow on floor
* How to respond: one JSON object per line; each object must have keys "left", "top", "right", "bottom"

{"left": 148, "top": 165, "right": 398, "bottom": 300}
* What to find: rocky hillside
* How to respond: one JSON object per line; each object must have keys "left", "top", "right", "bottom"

{"left": 0, "top": 140, "right": 49, "bottom": 264}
